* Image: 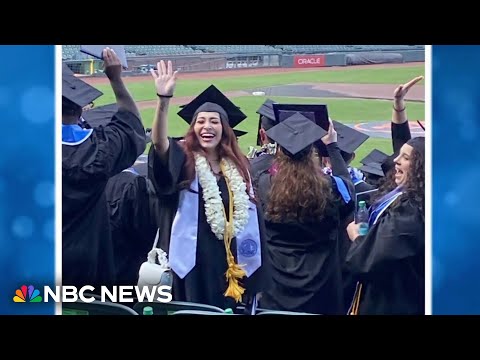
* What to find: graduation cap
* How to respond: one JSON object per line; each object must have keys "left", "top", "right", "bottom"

{"left": 80, "top": 45, "right": 128, "bottom": 69}
{"left": 233, "top": 129, "right": 248, "bottom": 138}
{"left": 271, "top": 103, "right": 369, "bottom": 157}
{"left": 266, "top": 112, "right": 327, "bottom": 159}
{"left": 359, "top": 162, "right": 385, "bottom": 178}
{"left": 333, "top": 121, "right": 370, "bottom": 157}
{"left": 177, "top": 85, "right": 247, "bottom": 130}
{"left": 358, "top": 149, "right": 390, "bottom": 178}
{"left": 255, "top": 99, "right": 277, "bottom": 146}
{"left": 272, "top": 103, "right": 330, "bottom": 130}
{"left": 271, "top": 103, "right": 330, "bottom": 156}
{"left": 62, "top": 63, "right": 103, "bottom": 109}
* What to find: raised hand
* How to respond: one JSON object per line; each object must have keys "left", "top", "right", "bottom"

{"left": 392, "top": 76, "right": 423, "bottom": 124}
{"left": 393, "top": 76, "right": 424, "bottom": 101}
{"left": 150, "top": 60, "right": 179, "bottom": 97}
{"left": 103, "top": 47, "right": 122, "bottom": 81}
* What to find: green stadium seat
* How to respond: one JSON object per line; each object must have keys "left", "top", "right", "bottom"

{"left": 133, "top": 300, "right": 226, "bottom": 315}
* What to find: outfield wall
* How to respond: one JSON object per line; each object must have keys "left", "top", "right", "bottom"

{"left": 64, "top": 50, "right": 424, "bottom": 75}
{"left": 280, "top": 50, "right": 425, "bottom": 68}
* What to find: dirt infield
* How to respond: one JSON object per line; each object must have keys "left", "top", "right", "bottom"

{"left": 133, "top": 82, "right": 425, "bottom": 111}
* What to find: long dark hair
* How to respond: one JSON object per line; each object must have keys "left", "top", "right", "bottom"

{"left": 266, "top": 147, "right": 333, "bottom": 223}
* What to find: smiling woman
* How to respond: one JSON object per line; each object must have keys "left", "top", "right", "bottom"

{"left": 145, "top": 60, "right": 272, "bottom": 313}
{"left": 344, "top": 76, "right": 426, "bottom": 315}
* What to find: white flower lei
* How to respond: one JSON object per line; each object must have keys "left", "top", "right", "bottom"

{"left": 194, "top": 153, "right": 250, "bottom": 240}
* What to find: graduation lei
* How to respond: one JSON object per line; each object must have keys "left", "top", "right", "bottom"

{"left": 194, "top": 153, "right": 250, "bottom": 301}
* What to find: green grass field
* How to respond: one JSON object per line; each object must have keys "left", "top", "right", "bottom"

{"left": 95, "top": 65, "right": 425, "bottom": 105}
{"left": 92, "top": 64, "right": 425, "bottom": 168}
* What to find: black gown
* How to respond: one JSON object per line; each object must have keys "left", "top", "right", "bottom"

{"left": 104, "top": 168, "right": 157, "bottom": 286}
{"left": 147, "top": 138, "right": 271, "bottom": 310}
{"left": 342, "top": 120, "right": 414, "bottom": 312}
{"left": 344, "top": 196, "right": 425, "bottom": 315}
{"left": 62, "top": 109, "right": 146, "bottom": 290}
{"left": 344, "top": 120, "right": 424, "bottom": 315}
{"left": 249, "top": 153, "right": 274, "bottom": 191}
{"left": 257, "top": 143, "right": 355, "bottom": 315}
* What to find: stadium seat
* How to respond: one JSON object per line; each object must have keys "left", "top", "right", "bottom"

{"left": 256, "top": 310, "right": 317, "bottom": 315}
{"left": 170, "top": 310, "right": 236, "bottom": 315}
{"left": 133, "top": 300, "right": 226, "bottom": 315}
{"left": 62, "top": 299, "right": 139, "bottom": 315}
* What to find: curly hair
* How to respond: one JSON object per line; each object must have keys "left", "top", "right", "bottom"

{"left": 372, "top": 143, "right": 425, "bottom": 218}
{"left": 266, "top": 147, "right": 333, "bottom": 223}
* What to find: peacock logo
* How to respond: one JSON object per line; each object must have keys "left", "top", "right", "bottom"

{"left": 13, "top": 285, "right": 43, "bottom": 303}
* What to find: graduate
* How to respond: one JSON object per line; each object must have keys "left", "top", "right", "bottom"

{"left": 147, "top": 60, "right": 271, "bottom": 310}
{"left": 248, "top": 99, "right": 278, "bottom": 189}
{"left": 82, "top": 103, "right": 156, "bottom": 286}
{"left": 247, "top": 99, "right": 278, "bottom": 159}
{"left": 62, "top": 48, "right": 146, "bottom": 290}
{"left": 248, "top": 99, "right": 278, "bottom": 190}
{"left": 345, "top": 76, "right": 425, "bottom": 315}
{"left": 321, "top": 121, "right": 374, "bottom": 205}
{"left": 256, "top": 112, "right": 355, "bottom": 315}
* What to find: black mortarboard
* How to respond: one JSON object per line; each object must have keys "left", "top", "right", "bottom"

{"left": 358, "top": 149, "right": 390, "bottom": 178}
{"left": 333, "top": 121, "right": 369, "bottom": 155}
{"left": 177, "top": 85, "right": 247, "bottom": 129}
{"left": 272, "top": 103, "right": 330, "bottom": 130}
{"left": 80, "top": 45, "right": 128, "bottom": 69}
{"left": 233, "top": 129, "right": 248, "bottom": 138}
{"left": 272, "top": 103, "right": 330, "bottom": 156}
{"left": 360, "top": 149, "right": 389, "bottom": 166}
{"left": 359, "top": 162, "right": 385, "bottom": 178}
{"left": 257, "top": 98, "right": 276, "bottom": 121}
{"left": 266, "top": 112, "right": 327, "bottom": 159}
{"left": 62, "top": 63, "right": 103, "bottom": 108}
{"left": 256, "top": 99, "right": 277, "bottom": 146}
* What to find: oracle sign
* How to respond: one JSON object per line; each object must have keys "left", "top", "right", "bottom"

{"left": 294, "top": 55, "right": 326, "bottom": 68}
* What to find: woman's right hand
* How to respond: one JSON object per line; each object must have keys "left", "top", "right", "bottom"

{"left": 151, "top": 60, "right": 179, "bottom": 97}
{"left": 393, "top": 75, "right": 424, "bottom": 109}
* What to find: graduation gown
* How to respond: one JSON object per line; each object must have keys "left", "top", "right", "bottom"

{"left": 257, "top": 143, "right": 355, "bottom": 315}
{"left": 104, "top": 169, "right": 157, "bottom": 286}
{"left": 147, "top": 138, "right": 271, "bottom": 310}
{"left": 249, "top": 153, "right": 274, "bottom": 191}
{"left": 62, "top": 109, "right": 146, "bottom": 290}
{"left": 345, "top": 196, "right": 425, "bottom": 315}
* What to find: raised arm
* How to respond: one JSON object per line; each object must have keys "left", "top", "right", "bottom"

{"left": 150, "top": 60, "right": 178, "bottom": 161}
{"left": 103, "top": 48, "right": 140, "bottom": 119}
{"left": 391, "top": 76, "right": 424, "bottom": 153}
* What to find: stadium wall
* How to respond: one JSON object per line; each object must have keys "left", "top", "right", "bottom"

{"left": 64, "top": 49, "right": 424, "bottom": 76}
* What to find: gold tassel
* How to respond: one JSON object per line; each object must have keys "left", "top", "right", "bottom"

{"left": 224, "top": 253, "right": 247, "bottom": 302}
{"left": 349, "top": 282, "right": 363, "bottom": 315}
{"left": 221, "top": 161, "right": 247, "bottom": 303}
